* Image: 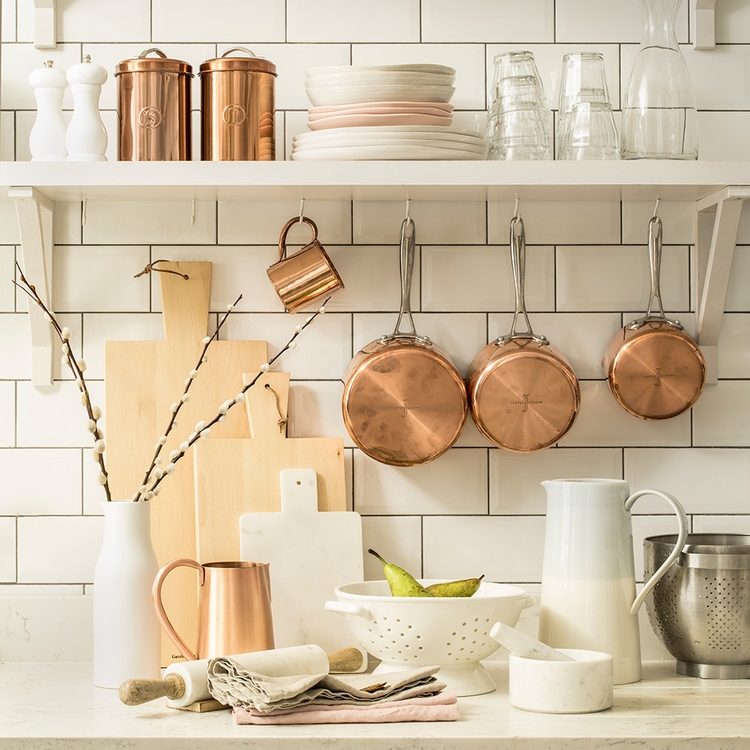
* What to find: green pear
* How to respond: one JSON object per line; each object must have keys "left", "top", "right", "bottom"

{"left": 425, "top": 575, "right": 484, "bottom": 598}
{"left": 368, "top": 549, "right": 432, "bottom": 597}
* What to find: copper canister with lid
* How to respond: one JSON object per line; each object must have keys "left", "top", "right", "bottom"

{"left": 116, "top": 48, "right": 192, "bottom": 161}
{"left": 199, "top": 48, "right": 277, "bottom": 161}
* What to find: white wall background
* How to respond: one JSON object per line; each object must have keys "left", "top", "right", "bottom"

{"left": 1, "top": 0, "right": 750, "bottom": 661}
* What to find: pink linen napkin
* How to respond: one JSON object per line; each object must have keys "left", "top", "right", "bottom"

{"left": 234, "top": 692, "right": 460, "bottom": 725}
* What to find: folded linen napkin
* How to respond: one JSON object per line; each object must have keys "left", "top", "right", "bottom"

{"left": 234, "top": 692, "right": 460, "bottom": 725}
{"left": 207, "top": 658, "right": 444, "bottom": 714}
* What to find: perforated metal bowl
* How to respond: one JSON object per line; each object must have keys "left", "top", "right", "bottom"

{"left": 644, "top": 534, "right": 750, "bottom": 678}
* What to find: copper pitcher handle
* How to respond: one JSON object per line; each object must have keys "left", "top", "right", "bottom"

{"left": 277, "top": 216, "right": 318, "bottom": 261}
{"left": 152, "top": 558, "right": 205, "bottom": 661}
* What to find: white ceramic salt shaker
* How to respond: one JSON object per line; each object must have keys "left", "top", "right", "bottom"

{"left": 29, "top": 60, "right": 68, "bottom": 161}
{"left": 66, "top": 55, "right": 108, "bottom": 161}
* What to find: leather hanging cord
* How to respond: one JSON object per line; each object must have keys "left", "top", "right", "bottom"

{"left": 264, "top": 383, "right": 288, "bottom": 434}
{"left": 134, "top": 259, "right": 190, "bottom": 280}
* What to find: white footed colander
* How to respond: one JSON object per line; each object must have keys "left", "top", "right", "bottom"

{"left": 326, "top": 580, "right": 533, "bottom": 695}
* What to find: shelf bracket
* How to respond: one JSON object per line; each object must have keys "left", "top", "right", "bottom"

{"left": 694, "top": 0, "right": 717, "bottom": 50}
{"left": 695, "top": 186, "right": 750, "bottom": 384}
{"left": 10, "top": 186, "right": 55, "bottom": 388}
{"left": 33, "top": 0, "right": 57, "bottom": 49}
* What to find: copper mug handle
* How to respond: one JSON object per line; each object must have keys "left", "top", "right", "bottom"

{"left": 152, "top": 557, "right": 204, "bottom": 661}
{"left": 277, "top": 216, "right": 319, "bottom": 261}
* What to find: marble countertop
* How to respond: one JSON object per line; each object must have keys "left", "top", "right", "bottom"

{"left": 1, "top": 661, "right": 750, "bottom": 750}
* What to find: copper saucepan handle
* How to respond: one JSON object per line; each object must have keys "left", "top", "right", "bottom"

{"left": 152, "top": 558, "right": 205, "bottom": 661}
{"left": 391, "top": 217, "right": 419, "bottom": 338}
{"left": 277, "top": 216, "right": 318, "bottom": 262}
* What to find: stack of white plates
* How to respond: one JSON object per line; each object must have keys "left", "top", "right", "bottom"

{"left": 292, "top": 125, "right": 486, "bottom": 161}
{"left": 296, "top": 64, "right": 484, "bottom": 160}
{"left": 305, "top": 64, "right": 456, "bottom": 107}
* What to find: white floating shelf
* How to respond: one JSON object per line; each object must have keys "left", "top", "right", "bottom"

{"left": 2, "top": 160, "right": 749, "bottom": 203}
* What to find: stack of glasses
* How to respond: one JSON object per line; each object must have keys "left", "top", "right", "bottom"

{"left": 557, "top": 52, "right": 620, "bottom": 160}
{"left": 486, "top": 51, "right": 552, "bottom": 161}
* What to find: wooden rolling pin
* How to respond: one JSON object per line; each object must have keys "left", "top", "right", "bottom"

{"left": 120, "top": 645, "right": 364, "bottom": 709}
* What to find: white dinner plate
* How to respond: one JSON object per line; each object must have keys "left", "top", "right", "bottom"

{"left": 309, "top": 101, "right": 454, "bottom": 115}
{"left": 307, "top": 64, "right": 455, "bottom": 77}
{"left": 295, "top": 125, "right": 485, "bottom": 145}
{"left": 294, "top": 138, "right": 485, "bottom": 155}
{"left": 306, "top": 84, "right": 455, "bottom": 106}
{"left": 308, "top": 113, "right": 452, "bottom": 130}
{"left": 292, "top": 144, "right": 484, "bottom": 160}
{"left": 306, "top": 72, "right": 455, "bottom": 88}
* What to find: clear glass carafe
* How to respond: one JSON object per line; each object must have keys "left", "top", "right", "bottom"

{"left": 621, "top": 0, "right": 697, "bottom": 159}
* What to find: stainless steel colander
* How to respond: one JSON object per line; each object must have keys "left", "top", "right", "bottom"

{"left": 644, "top": 534, "right": 750, "bottom": 679}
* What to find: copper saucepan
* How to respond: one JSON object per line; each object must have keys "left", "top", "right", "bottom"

{"left": 603, "top": 215, "right": 705, "bottom": 420}
{"left": 466, "top": 215, "right": 580, "bottom": 452}
{"left": 341, "top": 218, "right": 468, "bottom": 466}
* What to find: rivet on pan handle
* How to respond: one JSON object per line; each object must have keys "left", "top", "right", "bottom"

{"left": 500, "top": 215, "right": 548, "bottom": 346}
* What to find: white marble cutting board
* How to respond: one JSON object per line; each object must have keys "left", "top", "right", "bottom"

{"left": 239, "top": 468, "right": 365, "bottom": 656}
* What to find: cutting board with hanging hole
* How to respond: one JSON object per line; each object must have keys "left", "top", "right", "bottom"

{"left": 105, "top": 261, "right": 268, "bottom": 665}
{"left": 239, "top": 468, "right": 364, "bottom": 654}
{"left": 193, "top": 370, "right": 346, "bottom": 565}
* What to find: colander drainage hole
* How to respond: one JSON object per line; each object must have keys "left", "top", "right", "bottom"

{"left": 418, "top": 646, "right": 423, "bottom": 650}
{"left": 462, "top": 622, "right": 467, "bottom": 626}
{"left": 474, "top": 617, "right": 479, "bottom": 622}
{"left": 451, "top": 632, "right": 457, "bottom": 636}
{"left": 416, "top": 635, "right": 422, "bottom": 640}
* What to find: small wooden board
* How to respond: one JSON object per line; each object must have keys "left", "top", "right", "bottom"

{"left": 194, "top": 371, "right": 346, "bottom": 564}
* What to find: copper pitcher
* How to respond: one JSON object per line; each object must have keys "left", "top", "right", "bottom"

{"left": 153, "top": 560, "right": 274, "bottom": 661}
{"left": 267, "top": 216, "right": 344, "bottom": 312}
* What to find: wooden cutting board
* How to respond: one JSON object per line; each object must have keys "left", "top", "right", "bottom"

{"left": 239, "top": 468, "right": 363, "bottom": 653}
{"left": 194, "top": 370, "right": 346, "bottom": 564}
{"left": 105, "top": 262, "right": 268, "bottom": 665}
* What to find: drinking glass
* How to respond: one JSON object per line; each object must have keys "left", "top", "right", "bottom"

{"left": 490, "top": 51, "right": 546, "bottom": 104}
{"left": 490, "top": 105, "right": 552, "bottom": 161}
{"left": 557, "top": 52, "right": 611, "bottom": 143}
{"left": 558, "top": 102, "right": 620, "bottom": 160}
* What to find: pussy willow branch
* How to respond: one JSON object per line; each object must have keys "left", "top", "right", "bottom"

{"left": 143, "top": 299, "right": 329, "bottom": 500}
{"left": 133, "top": 293, "right": 243, "bottom": 502}
{"left": 13, "top": 263, "right": 112, "bottom": 502}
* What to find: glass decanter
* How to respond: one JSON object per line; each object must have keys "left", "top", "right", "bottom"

{"left": 621, "top": 0, "right": 698, "bottom": 159}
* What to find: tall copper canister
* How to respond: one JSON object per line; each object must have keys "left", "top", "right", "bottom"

{"left": 200, "top": 48, "right": 276, "bottom": 161}
{"left": 116, "top": 48, "right": 192, "bottom": 161}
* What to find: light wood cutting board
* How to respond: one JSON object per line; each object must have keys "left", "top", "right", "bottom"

{"left": 240, "top": 468, "right": 363, "bottom": 653}
{"left": 105, "top": 262, "right": 268, "bottom": 665}
{"left": 194, "top": 370, "right": 346, "bottom": 564}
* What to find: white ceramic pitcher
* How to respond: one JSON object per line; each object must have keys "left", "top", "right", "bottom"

{"left": 538, "top": 478, "right": 687, "bottom": 684}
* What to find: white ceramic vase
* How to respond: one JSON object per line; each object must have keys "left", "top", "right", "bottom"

{"left": 93, "top": 500, "right": 160, "bottom": 689}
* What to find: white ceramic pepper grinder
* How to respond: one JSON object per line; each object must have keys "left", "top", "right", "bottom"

{"left": 28, "top": 60, "right": 68, "bottom": 161}
{"left": 66, "top": 55, "right": 108, "bottom": 161}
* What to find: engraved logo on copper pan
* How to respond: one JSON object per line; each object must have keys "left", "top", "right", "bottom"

{"left": 138, "top": 106, "right": 163, "bottom": 129}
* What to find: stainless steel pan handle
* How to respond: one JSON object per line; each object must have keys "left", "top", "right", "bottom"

{"left": 391, "top": 217, "right": 428, "bottom": 341}
{"left": 630, "top": 215, "right": 683, "bottom": 330}
{"left": 501, "top": 215, "right": 548, "bottom": 345}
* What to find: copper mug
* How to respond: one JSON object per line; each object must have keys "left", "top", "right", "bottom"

{"left": 153, "top": 560, "right": 274, "bottom": 661}
{"left": 267, "top": 217, "right": 344, "bottom": 312}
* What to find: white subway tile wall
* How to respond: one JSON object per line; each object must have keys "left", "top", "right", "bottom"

{"left": 1, "top": 0, "right": 750, "bottom": 661}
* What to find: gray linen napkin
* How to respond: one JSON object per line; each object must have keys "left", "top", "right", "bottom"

{"left": 207, "top": 658, "right": 445, "bottom": 714}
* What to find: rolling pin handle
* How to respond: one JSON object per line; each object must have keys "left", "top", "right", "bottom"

{"left": 119, "top": 673, "right": 186, "bottom": 706}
